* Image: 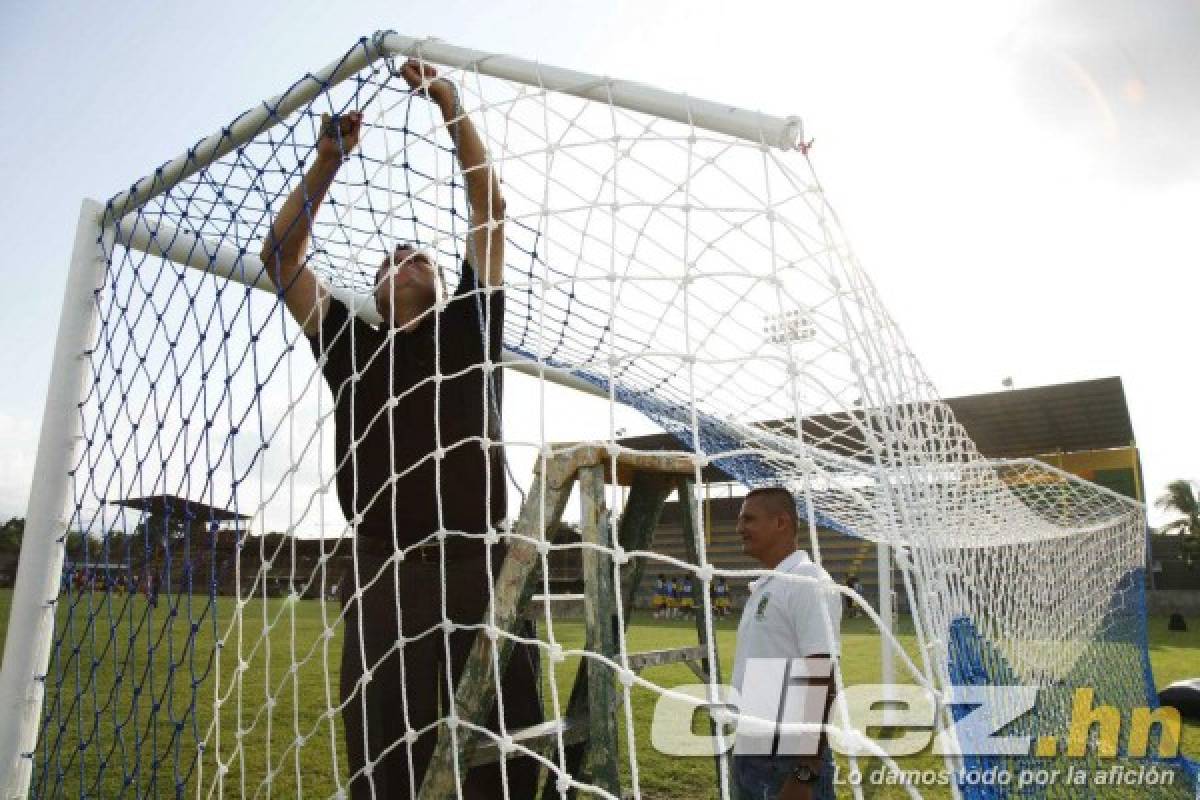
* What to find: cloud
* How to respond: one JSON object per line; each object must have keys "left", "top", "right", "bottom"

{"left": 0, "top": 414, "right": 37, "bottom": 521}
{"left": 1001, "top": 0, "right": 1200, "bottom": 183}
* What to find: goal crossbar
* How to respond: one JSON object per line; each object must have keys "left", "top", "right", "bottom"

{"left": 105, "top": 30, "right": 805, "bottom": 227}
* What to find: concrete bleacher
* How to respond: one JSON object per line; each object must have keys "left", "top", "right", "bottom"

{"left": 632, "top": 493, "right": 899, "bottom": 612}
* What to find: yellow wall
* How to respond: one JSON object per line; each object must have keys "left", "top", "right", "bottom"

{"left": 1032, "top": 446, "right": 1143, "bottom": 501}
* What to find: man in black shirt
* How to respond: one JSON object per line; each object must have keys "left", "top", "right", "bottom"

{"left": 260, "top": 58, "right": 541, "bottom": 799}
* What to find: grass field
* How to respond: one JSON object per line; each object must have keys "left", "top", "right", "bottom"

{"left": 1, "top": 589, "right": 1197, "bottom": 798}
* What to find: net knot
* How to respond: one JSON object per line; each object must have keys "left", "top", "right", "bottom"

{"left": 369, "top": 29, "right": 396, "bottom": 59}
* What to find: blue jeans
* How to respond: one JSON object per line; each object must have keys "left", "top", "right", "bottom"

{"left": 734, "top": 755, "right": 833, "bottom": 799}
{"left": 735, "top": 755, "right": 799, "bottom": 799}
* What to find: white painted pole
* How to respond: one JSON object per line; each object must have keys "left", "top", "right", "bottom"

{"left": 0, "top": 199, "right": 107, "bottom": 799}
{"left": 376, "top": 33, "right": 805, "bottom": 151}
{"left": 877, "top": 541, "right": 895, "bottom": 687}
{"left": 112, "top": 213, "right": 609, "bottom": 400}
{"left": 105, "top": 32, "right": 804, "bottom": 222}
{"left": 115, "top": 211, "right": 275, "bottom": 292}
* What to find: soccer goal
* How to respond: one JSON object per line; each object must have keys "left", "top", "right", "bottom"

{"left": 1, "top": 31, "right": 1195, "bottom": 800}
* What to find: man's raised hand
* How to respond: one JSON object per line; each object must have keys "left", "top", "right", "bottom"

{"left": 398, "top": 58, "right": 459, "bottom": 117}
{"left": 317, "top": 111, "right": 363, "bottom": 162}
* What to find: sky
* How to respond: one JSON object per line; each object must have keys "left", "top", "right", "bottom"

{"left": 0, "top": 0, "right": 1196, "bottom": 528}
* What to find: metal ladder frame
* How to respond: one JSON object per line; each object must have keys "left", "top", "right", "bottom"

{"left": 417, "top": 445, "right": 730, "bottom": 799}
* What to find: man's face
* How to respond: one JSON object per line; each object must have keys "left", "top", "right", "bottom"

{"left": 736, "top": 495, "right": 786, "bottom": 563}
{"left": 375, "top": 244, "right": 439, "bottom": 326}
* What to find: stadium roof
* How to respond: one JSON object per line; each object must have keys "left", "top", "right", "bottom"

{"left": 111, "top": 494, "right": 251, "bottom": 522}
{"left": 939, "top": 376, "right": 1134, "bottom": 458}
{"left": 615, "top": 376, "right": 1136, "bottom": 480}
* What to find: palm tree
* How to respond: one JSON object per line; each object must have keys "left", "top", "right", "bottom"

{"left": 1156, "top": 479, "right": 1200, "bottom": 537}
{"left": 0, "top": 518, "right": 23, "bottom": 553}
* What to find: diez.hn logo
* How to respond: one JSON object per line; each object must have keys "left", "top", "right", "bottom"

{"left": 651, "top": 657, "right": 1182, "bottom": 760}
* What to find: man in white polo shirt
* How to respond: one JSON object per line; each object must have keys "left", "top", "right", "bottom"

{"left": 732, "top": 487, "right": 842, "bottom": 800}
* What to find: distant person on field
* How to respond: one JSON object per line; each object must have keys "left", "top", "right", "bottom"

{"left": 652, "top": 573, "right": 669, "bottom": 618}
{"left": 713, "top": 576, "right": 732, "bottom": 617}
{"left": 681, "top": 575, "right": 695, "bottom": 617}
{"left": 844, "top": 574, "right": 860, "bottom": 619}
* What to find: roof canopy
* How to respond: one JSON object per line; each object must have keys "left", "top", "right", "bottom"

{"left": 941, "top": 376, "right": 1133, "bottom": 458}
{"left": 111, "top": 494, "right": 251, "bottom": 523}
{"left": 614, "top": 376, "right": 1135, "bottom": 482}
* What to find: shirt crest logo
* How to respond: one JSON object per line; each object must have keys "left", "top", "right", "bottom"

{"left": 754, "top": 592, "right": 771, "bottom": 621}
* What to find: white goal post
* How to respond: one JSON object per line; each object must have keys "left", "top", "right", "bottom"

{"left": 0, "top": 199, "right": 109, "bottom": 800}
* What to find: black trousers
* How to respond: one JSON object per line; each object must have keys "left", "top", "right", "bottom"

{"left": 339, "top": 546, "right": 543, "bottom": 799}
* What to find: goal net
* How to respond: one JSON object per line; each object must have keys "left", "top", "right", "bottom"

{"left": 2, "top": 31, "right": 1195, "bottom": 800}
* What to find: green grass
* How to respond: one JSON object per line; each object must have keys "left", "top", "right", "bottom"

{"left": 2, "top": 590, "right": 1197, "bottom": 798}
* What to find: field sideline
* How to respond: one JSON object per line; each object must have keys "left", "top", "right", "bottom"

{"left": 0, "top": 590, "right": 1196, "bottom": 798}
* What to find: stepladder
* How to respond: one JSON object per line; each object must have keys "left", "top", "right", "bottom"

{"left": 415, "top": 443, "right": 733, "bottom": 800}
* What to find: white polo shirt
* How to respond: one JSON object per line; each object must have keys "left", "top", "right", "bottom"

{"left": 732, "top": 549, "right": 842, "bottom": 691}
